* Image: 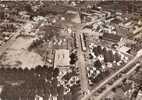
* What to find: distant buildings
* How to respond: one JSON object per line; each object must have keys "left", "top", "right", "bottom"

{"left": 38, "top": 5, "right": 68, "bottom": 16}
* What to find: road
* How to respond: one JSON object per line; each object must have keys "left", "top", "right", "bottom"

{"left": 81, "top": 50, "right": 142, "bottom": 100}
{"left": 78, "top": 49, "right": 88, "bottom": 92}
{"left": 96, "top": 63, "right": 141, "bottom": 100}
{"left": 75, "top": 25, "right": 89, "bottom": 95}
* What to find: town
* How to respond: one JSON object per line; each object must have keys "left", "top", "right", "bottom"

{"left": 0, "top": 1, "right": 142, "bottom": 100}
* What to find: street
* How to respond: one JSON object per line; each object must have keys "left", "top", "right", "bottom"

{"left": 75, "top": 25, "right": 89, "bottom": 96}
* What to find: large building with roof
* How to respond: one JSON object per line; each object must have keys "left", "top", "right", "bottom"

{"left": 54, "top": 49, "right": 70, "bottom": 68}
{"left": 100, "top": 32, "right": 122, "bottom": 43}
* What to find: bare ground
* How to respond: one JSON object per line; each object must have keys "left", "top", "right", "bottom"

{"left": 0, "top": 37, "right": 44, "bottom": 69}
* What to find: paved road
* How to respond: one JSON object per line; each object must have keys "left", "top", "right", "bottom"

{"left": 81, "top": 52, "right": 142, "bottom": 100}
{"left": 78, "top": 49, "right": 88, "bottom": 91}
{"left": 96, "top": 63, "right": 140, "bottom": 100}
{"left": 75, "top": 25, "right": 89, "bottom": 95}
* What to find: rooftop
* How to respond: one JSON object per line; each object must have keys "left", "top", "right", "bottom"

{"left": 101, "top": 33, "right": 122, "bottom": 43}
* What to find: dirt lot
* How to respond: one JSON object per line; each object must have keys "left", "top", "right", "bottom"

{"left": 0, "top": 37, "right": 44, "bottom": 69}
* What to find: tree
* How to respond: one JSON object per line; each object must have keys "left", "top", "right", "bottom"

{"left": 35, "top": 65, "right": 43, "bottom": 76}
{"left": 70, "top": 53, "right": 78, "bottom": 64}
{"left": 53, "top": 68, "right": 59, "bottom": 78}
{"left": 94, "top": 60, "right": 102, "bottom": 70}
{"left": 45, "top": 67, "right": 54, "bottom": 80}
{"left": 41, "top": 25, "right": 60, "bottom": 41}
{"left": 97, "top": 45, "right": 103, "bottom": 55}
{"left": 93, "top": 47, "right": 99, "bottom": 56}
{"left": 1, "top": 85, "right": 19, "bottom": 100}
{"left": 114, "top": 52, "right": 121, "bottom": 62}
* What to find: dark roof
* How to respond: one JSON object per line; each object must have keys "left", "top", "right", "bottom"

{"left": 39, "top": 6, "right": 68, "bottom": 15}
{"left": 101, "top": 33, "right": 121, "bottom": 43}
{"left": 47, "top": 6, "right": 67, "bottom": 14}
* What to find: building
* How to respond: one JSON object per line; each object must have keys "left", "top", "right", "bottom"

{"left": 100, "top": 33, "right": 122, "bottom": 43}
{"left": 54, "top": 49, "right": 70, "bottom": 68}
{"left": 117, "top": 46, "right": 131, "bottom": 54}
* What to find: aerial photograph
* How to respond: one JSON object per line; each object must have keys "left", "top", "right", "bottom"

{"left": 0, "top": 0, "right": 142, "bottom": 100}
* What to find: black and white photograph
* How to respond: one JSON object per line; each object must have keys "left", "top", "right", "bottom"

{"left": 0, "top": 0, "right": 142, "bottom": 100}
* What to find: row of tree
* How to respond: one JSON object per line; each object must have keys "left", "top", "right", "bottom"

{"left": 0, "top": 65, "right": 81, "bottom": 100}
{"left": 0, "top": 65, "right": 59, "bottom": 100}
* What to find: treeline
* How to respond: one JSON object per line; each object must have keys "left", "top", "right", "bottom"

{"left": 0, "top": 65, "right": 60, "bottom": 100}
{"left": 0, "top": 65, "right": 81, "bottom": 100}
